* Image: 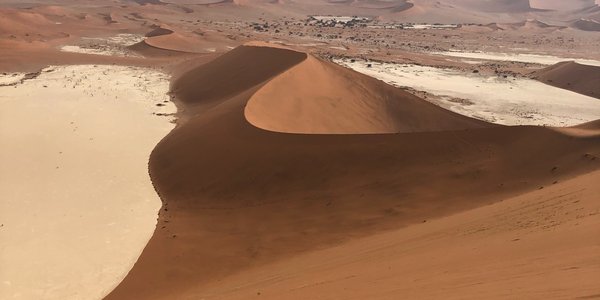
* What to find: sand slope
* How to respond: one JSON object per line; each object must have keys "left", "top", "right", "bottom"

{"left": 171, "top": 45, "right": 307, "bottom": 109}
{"left": 106, "top": 45, "right": 600, "bottom": 300}
{"left": 135, "top": 25, "right": 235, "bottom": 54}
{"left": 533, "top": 61, "right": 600, "bottom": 99}
{"left": 194, "top": 169, "right": 600, "bottom": 299}
{"left": 245, "top": 54, "right": 489, "bottom": 134}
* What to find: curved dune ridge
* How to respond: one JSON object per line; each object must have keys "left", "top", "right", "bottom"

{"left": 130, "top": 24, "right": 234, "bottom": 55}
{"left": 533, "top": 61, "right": 600, "bottom": 99}
{"left": 106, "top": 45, "right": 600, "bottom": 300}
{"left": 145, "top": 25, "right": 175, "bottom": 37}
{"left": 245, "top": 53, "right": 489, "bottom": 134}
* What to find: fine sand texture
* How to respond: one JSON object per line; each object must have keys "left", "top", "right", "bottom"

{"left": 0, "top": 65, "right": 175, "bottom": 300}
{"left": 533, "top": 61, "right": 600, "bottom": 99}
{"left": 106, "top": 45, "right": 600, "bottom": 300}
{"left": 188, "top": 169, "right": 600, "bottom": 300}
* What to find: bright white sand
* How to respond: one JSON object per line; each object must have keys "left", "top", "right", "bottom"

{"left": 60, "top": 34, "right": 145, "bottom": 57}
{"left": 405, "top": 24, "right": 458, "bottom": 29}
{"left": 432, "top": 50, "right": 600, "bottom": 66}
{"left": 0, "top": 65, "right": 175, "bottom": 300}
{"left": 0, "top": 73, "right": 26, "bottom": 86}
{"left": 335, "top": 59, "right": 600, "bottom": 126}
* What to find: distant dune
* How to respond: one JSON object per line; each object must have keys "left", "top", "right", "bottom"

{"left": 0, "top": 9, "right": 56, "bottom": 39}
{"left": 105, "top": 45, "right": 600, "bottom": 300}
{"left": 145, "top": 24, "right": 175, "bottom": 37}
{"left": 530, "top": 0, "right": 597, "bottom": 11}
{"left": 573, "top": 18, "right": 600, "bottom": 31}
{"left": 533, "top": 61, "right": 600, "bottom": 99}
{"left": 129, "top": 25, "right": 235, "bottom": 55}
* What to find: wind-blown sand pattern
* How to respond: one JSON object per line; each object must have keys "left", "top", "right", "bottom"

{"left": 0, "top": 65, "right": 175, "bottom": 300}
{"left": 191, "top": 169, "right": 600, "bottom": 299}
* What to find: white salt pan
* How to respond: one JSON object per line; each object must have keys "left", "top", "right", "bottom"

{"left": 0, "top": 65, "right": 175, "bottom": 300}
{"left": 432, "top": 50, "right": 600, "bottom": 66}
{"left": 336, "top": 59, "right": 600, "bottom": 126}
{"left": 60, "top": 34, "right": 145, "bottom": 57}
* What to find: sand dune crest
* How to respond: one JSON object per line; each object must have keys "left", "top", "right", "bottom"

{"left": 245, "top": 53, "right": 489, "bottom": 134}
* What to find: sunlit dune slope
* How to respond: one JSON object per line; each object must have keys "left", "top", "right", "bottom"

{"left": 130, "top": 25, "right": 236, "bottom": 55}
{"left": 245, "top": 54, "right": 489, "bottom": 134}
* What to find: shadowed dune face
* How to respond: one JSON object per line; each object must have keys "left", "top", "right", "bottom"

{"left": 172, "top": 45, "right": 307, "bottom": 110}
{"left": 245, "top": 55, "right": 489, "bottom": 134}
{"left": 533, "top": 61, "right": 600, "bottom": 99}
{"left": 131, "top": 25, "right": 238, "bottom": 55}
{"left": 573, "top": 18, "right": 600, "bottom": 31}
{"left": 145, "top": 25, "right": 174, "bottom": 37}
{"left": 106, "top": 45, "right": 600, "bottom": 300}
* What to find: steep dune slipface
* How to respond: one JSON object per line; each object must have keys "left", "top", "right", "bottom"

{"left": 172, "top": 45, "right": 307, "bottom": 108}
{"left": 131, "top": 25, "right": 236, "bottom": 55}
{"left": 245, "top": 55, "right": 489, "bottom": 134}
{"left": 532, "top": 61, "right": 600, "bottom": 99}
{"left": 145, "top": 25, "right": 175, "bottom": 37}
{"left": 106, "top": 45, "right": 600, "bottom": 300}
{"left": 573, "top": 18, "right": 600, "bottom": 31}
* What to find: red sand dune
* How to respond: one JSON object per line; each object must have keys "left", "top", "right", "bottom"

{"left": 532, "top": 61, "right": 600, "bottom": 99}
{"left": 145, "top": 24, "right": 175, "bottom": 37}
{"left": 245, "top": 54, "right": 489, "bottom": 134}
{"left": 137, "top": 25, "right": 235, "bottom": 54}
{"left": 105, "top": 45, "right": 600, "bottom": 299}
{"left": 0, "top": 9, "right": 56, "bottom": 38}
